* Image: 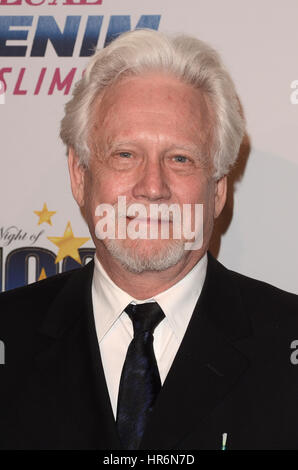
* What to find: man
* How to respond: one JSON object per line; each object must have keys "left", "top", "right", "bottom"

{"left": 0, "top": 29, "right": 298, "bottom": 450}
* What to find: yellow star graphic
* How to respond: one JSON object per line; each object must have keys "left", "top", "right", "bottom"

{"left": 47, "top": 221, "right": 90, "bottom": 264}
{"left": 38, "top": 268, "right": 47, "bottom": 281}
{"left": 34, "top": 203, "right": 56, "bottom": 226}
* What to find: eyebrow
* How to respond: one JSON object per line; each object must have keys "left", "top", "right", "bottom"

{"left": 103, "top": 139, "right": 206, "bottom": 158}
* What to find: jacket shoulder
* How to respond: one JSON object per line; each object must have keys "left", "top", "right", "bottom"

{"left": 227, "top": 265, "right": 298, "bottom": 329}
{"left": 0, "top": 268, "right": 78, "bottom": 302}
{"left": 0, "top": 268, "right": 82, "bottom": 331}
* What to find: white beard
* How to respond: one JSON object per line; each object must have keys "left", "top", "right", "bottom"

{"left": 104, "top": 238, "right": 186, "bottom": 274}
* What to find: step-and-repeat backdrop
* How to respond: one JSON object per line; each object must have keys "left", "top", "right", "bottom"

{"left": 1, "top": 0, "right": 297, "bottom": 294}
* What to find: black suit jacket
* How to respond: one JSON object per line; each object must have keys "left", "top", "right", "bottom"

{"left": 0, "top": 252, "right": 298, "bottom": 450}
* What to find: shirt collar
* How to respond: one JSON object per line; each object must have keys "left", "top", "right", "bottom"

{"left": 92, "top": 253, "right": 208, "bottom": 343}
{"left": 153, "top": 254, "right": 207, "bottom": 343}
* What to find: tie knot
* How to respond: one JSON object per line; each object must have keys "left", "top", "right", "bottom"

{"left": 125, "top": 302, "right": 165, "bottom": 336}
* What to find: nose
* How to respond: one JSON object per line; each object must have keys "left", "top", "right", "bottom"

{"left": 132, "top": 158, "right": 171, "bottom": 202}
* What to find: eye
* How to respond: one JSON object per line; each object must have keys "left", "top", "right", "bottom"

{"left": 119, "top": 152, "right": 132, "bottom": 158}
{"left": 173, "top": 155, "right": 189, "bottom": 163}
{"left": 108, "top": 151, "right": 137, "bottom": 171}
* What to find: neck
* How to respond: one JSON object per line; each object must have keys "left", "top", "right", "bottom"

{"left": 95, "top": 246, "right": 207, "bottom": 299}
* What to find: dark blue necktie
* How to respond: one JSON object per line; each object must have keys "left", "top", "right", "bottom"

{"left": 116, "top": 302, "right": 165, "bottom": 450}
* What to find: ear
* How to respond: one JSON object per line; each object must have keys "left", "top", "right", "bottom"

{"left": 68, "top": 148, "right": 86, "bottom": 207}
{"left": 214, "top": 175, "right": 227, "bottom": 218}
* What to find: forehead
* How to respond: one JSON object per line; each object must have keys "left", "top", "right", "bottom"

{"left": 91, "top": 73, "right": 213, "bottom": 148}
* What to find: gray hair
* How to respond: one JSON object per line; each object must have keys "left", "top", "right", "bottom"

{"left": 60, "top": 29, "right": 245, "bottom": 179}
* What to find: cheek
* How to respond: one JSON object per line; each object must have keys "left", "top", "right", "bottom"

{"left": 201, "top": 188, "right": 216, "bottom": 236}
{"left": 178, "top": 175, "right": 213, "bottom": 204}
{"left": 186, "top": 179, "right": 215, "bottom": 223}
{"left": 203, "top": 184, "right": 216, "bottom": 217}
{"left": 83, "top": 170, "right": 102, "bottom": 214}
{"left": 84, "top": 166, "right": 131, "bottom": 210}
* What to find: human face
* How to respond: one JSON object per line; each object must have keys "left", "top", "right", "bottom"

{"left": 69, "top": 73, "right": 227, "bottom": 273}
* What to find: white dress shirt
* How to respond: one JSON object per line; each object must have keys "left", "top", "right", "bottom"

{"left": 91, "top": 253, "right": 208, "bottom": 419}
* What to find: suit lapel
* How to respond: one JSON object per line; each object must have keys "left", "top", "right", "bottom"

{"left": 140, "top": 253, "right": 252, "bottom": 450}
{"left": 33, "top": 260, "right": 121, "bottom": 449}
